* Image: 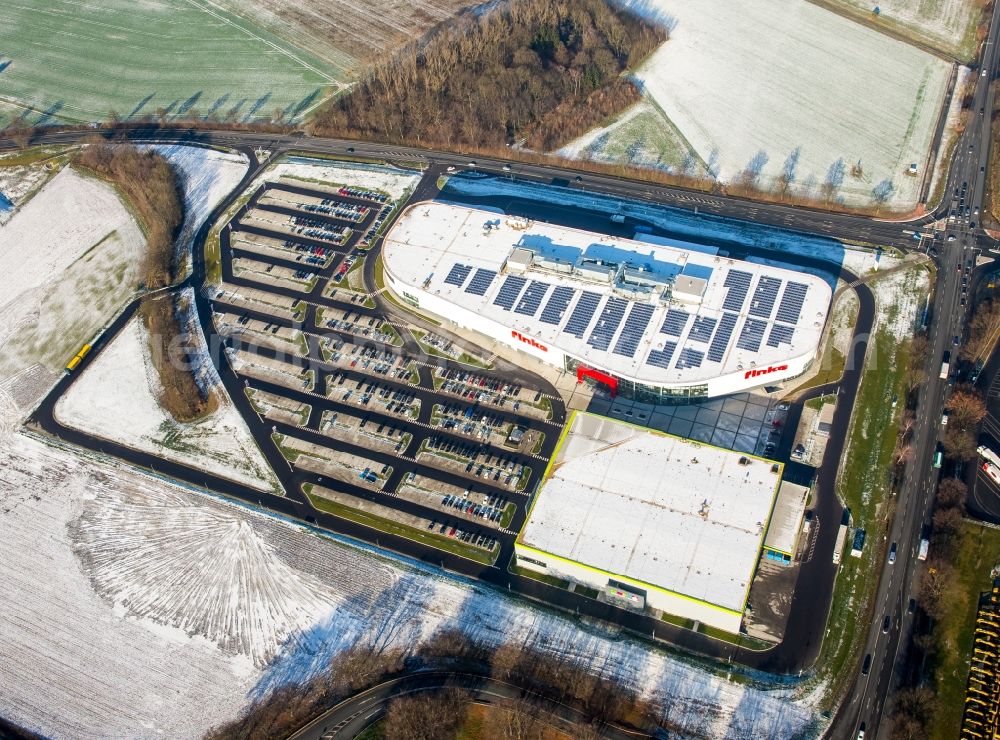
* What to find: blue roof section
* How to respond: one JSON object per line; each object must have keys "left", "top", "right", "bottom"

{"left": 681, "top": 263, "right": 713, "bottom": 282}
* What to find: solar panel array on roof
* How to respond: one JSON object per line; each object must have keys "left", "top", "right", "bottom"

{"left": 539, "top": 286, "right": 575, "bottom": 325}
{"left": 493, "top": 275, "right": 527, "bottom": 310}
{"left": 749, "top": 276, "right": 782, "bottom": 318}
{"left": 563, "top": 291, "right": 602, "bottom": 338}
{"left": 514, "top": 280, "right": 550, "bottom": 317}
{"left": 688, "top": 316, "right": 717, "bottom": 344}
{"left": 767, "top": 324, "right": 795, "bottom": 347}
{"left": 676, "top": 347, "right": 704, "bottom": 370}
{"left": 660, "top": 309, "right": 690, "bottom": 337}
{"left": 646, "top": 342, "right": 678, "bottom": 369}
{"left": 736, "top": 318, "right": 768, "bottom": 352}
{"left": 723, "top": 270, "right": 753, "bottom": 312}
{"left": 443, "top": 263, "right": 473, "bottom": 287}
{"left": 775, "top": 282, "right": 809, "bottom": 324}
{"left": 707, "top": 313, "right": 739, "bottom": 363}
{"left": 465, "top": 268, "right": 497, "bottom": 296}
{"left": 587, "top": 297, "right": 628, "bottom": 352}
{"left": 612, "top": 304, "right": 655, "bottom": 358}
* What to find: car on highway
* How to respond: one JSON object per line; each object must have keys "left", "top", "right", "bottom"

{"left": 862, "top": 653, "right": 872, "bottom": 675}
{"left": 857, "top": 722, "right": 866, "bottom": 740}
{"left": 888, "top": 542, "right": 897, "bottom": 564}
{"left": 882, "top": 615, "right": 891, "bottom": 634}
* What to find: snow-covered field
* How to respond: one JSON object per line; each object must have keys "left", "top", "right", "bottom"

{"left": 0, "top": 420, "right": 822, "bottom": 738}
{"left": 265, "top": 156, "right": 421, "bottom": 200}
{"left": 0, "top": 434, "right": 260, "bottom": 738}
{"left": 54, "top": 310, "right": 281, "bottom": 494}
{"left": 149, "top": 145, "right": 248, "bottom": 276}
{"left": 832, "top": 0, "right": 984, "bottom": 58}
{"left": 558, "top": 101, "right": 705, "bottom": 176}
{"left": 0, "top": 165, "right": 145, "bottom": 410}
{"left": 213, "top": 0, "right": 475, "bottom": 68}
{"left": 595, "top": 0, "right": 952, "bottom": 209}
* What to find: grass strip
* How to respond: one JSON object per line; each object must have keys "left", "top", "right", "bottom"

{"left": 305, "top": 486, "right": 497, "bottom": 565}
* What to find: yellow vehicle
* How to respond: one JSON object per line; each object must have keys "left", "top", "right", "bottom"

{"left": 65, "top": 343, "right": 93, "bottom": 373}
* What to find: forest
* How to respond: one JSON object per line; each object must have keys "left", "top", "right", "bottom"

{"left": 311, "top": 0, "right": 666, "bottom": 152}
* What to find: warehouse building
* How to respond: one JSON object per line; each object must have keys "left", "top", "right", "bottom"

{"left": 514, "top": 412, "right": 793, "bottom": 634}
{"left": 381, "top": 202, "right": 831, "bottom": 401}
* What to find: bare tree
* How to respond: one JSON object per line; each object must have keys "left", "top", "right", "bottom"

{"left": 821, "top": 157, "right": 846, "bottom": 202}
{"left": 936, "top": 478, "right": 968, "bottom": 511}
{"left": 961, "top": 299, "right": 1000, "bottom": 363}
{"left": 488, "top": 697, "right": 547, "bottom": 740}
{"left": 945, "top": 388, "right": 987, "bottom": 430}
{"left": 871, "top": 179, "right": 895, "bottom": 212}
{"left": 903, "top": 334, "right": 930, "bottom": 392}
{"left": 384, "top": 690, "right": 466, "bottom": 740}
{"left": 736, "top": 149, "right": 769, "bottom": 191}
{"left": 917, "top": 561, "right": 956, "bottom": 619}
{"left": 943, "top": 428, "right": 978, "bottom": 461}
{"left": 776, "top": 146, "right": 801, "bottom": 198}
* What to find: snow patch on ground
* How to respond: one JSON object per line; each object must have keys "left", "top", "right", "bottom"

{"left": 0, "top": 165, "right": 145, "bottom": 410}
{"left": 148, "top": 144, "right": 248, "bottom": 274}
{"left": 0, "top": 167, "right": 142, "bottom": 317}
{"left": 54, "top": 312, "right": 281, "bottom": 493}
{"left": 872, "top": 264, "right": 931, "bottom": 340}
{"left": 0, "top": 433, "right": 257, "bottom": 739}
{"left": 0, "top": 162, "right": 50, "bottom": 224}
{"left": 70, "top": 481, "right": 351, "bottom": 670}
{"left": 609, "top": 0, "right": 951, "bottom": 208}
{"left": 557, "top": 101, "right": 705, "bottom": 176}
{"left": 265, "top": 156, "right": 421, "bottom": 200}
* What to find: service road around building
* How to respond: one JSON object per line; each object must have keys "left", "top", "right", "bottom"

{"left": 26, "top": 149, "right": 876, "bottom": 676}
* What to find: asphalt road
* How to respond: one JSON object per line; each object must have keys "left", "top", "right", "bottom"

{"left": 830, "top": 6, "right": 1000, "bottom": 738}
{"left": 3, "top": 124, "right": 938, "bottom": 252}
{"left": 18, "top": 139, "right": 879, "bottom": 676}
{"left": 5, "top": 70, "right": 994, "bottom": 720}
{"left": 288, "top": 671, "right": 645, "bottom": 740}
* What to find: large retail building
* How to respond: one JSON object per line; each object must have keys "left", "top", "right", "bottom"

{"left": 514, "top": 412, "right": 799, "bottom": 634}
{"left": 381, "top": 201, "right": 832, "bottom": 400}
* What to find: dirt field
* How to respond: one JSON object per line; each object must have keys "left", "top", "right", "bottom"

{"left": 215, "top": 0, "right": 479, "bottom": 69}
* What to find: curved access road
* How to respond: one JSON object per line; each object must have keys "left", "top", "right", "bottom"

{"left": 288, "top": 671, "right": 647, "bottom": 740}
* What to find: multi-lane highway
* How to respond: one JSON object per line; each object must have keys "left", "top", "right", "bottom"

{"left": 831, "top": 5, "right": 1000, "bottom": 738}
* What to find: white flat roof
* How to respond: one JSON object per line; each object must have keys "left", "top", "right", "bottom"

{"left": 518, "top": 412, "right": 782, "bottom": 612}
{"left": 383, "top": 202, "right": 831, "bottom": 387}
{"left": 763, "top": 481, "right": 810, "bottom": 556}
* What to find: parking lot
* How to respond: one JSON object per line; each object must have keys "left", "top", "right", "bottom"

{"left": 211, "top": 178, "right": 562, "bottom": 564}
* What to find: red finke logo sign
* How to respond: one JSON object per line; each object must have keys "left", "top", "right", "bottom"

{"left": 511, "top": 330, "right": 547, "bottom": 352}
{"left": 744, "top": 364, "right": 788, "bottom": 380}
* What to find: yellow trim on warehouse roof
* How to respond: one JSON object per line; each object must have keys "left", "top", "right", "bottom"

{"left": 514, "top": 541, "right": 743, "bottom": 619}
{"left": 518, "top": 409, "right": 785, "bottom": 619}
